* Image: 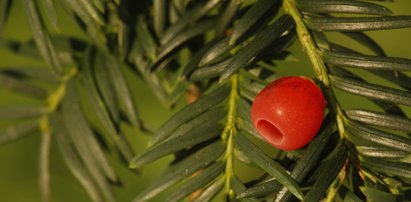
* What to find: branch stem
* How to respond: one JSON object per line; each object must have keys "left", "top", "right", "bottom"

{"left": 325, "top": 161, "right": 347, "bottom": 202}
{"left": 222, "top": 74, "right": 239, "bottom": 197}
{"left": 283, "top": 0, "right": 329, "bottom": 86}
{"left": 38, "top": 67, "right": 78, "bottom": 202}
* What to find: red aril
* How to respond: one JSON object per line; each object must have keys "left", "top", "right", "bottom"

{"left": 250, "top": 76, "right": 326, "bottom": 150}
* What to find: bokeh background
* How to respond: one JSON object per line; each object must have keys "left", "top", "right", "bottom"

{"left": 0, "top": 1, "right": 411, "bottom": 201}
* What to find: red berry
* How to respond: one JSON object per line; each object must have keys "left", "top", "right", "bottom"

{"left": 250, "top": 76, "right": 326, "bottom": 151}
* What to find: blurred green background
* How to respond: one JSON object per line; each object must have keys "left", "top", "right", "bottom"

{"left": 0, "top": 1, "right": 411, "bottom": 202}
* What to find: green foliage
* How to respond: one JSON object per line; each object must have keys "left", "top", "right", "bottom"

{"left": 0, "top": 0, "right": 411, "bottom": 201}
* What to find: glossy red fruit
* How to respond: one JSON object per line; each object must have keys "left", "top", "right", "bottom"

{"left": 250, "top": 76, "right": 326, "bottom": 151}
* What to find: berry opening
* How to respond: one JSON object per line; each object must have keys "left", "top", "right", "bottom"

{"left": 256, "top": 120, "right": 284, "bottom": 144}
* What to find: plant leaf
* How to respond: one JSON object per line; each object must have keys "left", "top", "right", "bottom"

{"left": 304, "top": 141, "right": 348, "bottom": 202}
{"left": 347, "top": 122, "right": 411, "bottom": 152}
{"left": 128, "top": 41, "right": 169, "bottom": 104}
{"left": 103, "top": 54, "right": 141, "bottom": 128}
{"left": 323, "top": 50, "right": 411, "bottom": 71}
{"left": 59, "top": 0, "right": 106, "bottom": 46}
{"left": 136, "top": 16, "right": 157, "bottom": 61}
{"left": 368, "top": 70, "right": 411, "bottom": 91}
{"left": 50, "top": 114, "right": 103, "bottom": 202}
{"left": 0, "top": 121, "right": 39, "bottom": 145}
{"left": 153, "top": 0, "right": 166, "bottom": 36}
{"left": 83, "top": 49, "right": 134, "bottom": 161}
{"left": 22, "top": 0, "right": 63, "bottom": 74}
{"left": 329, "top": 66, "right": 406, "bottom": 116}
{"left": 0, "top": 39, "right": 41, "bottom": 60}
{"left": 40, "top": 0, "right": 59, "bottom": 30}
{"left": 219, "top": 15, "right": 293, "bottom": 81}
{"left": 75, "top": 0, "right": 104, "bottom": 25}
{"left": 160, "top": 0, "right": 220, "bottom": 44}
{"left": 166, "top": 161, "right": 225, "bottom": 202}
{"left": 93, "top": 55, "right": 120, "bottom": 125}
{"left": 0, "top": 66, "right": 60, "bottom": 83}
{"left": 0, "top": 0, "right": 12, "bottom": 33}
{"left": 154, "top": 18, "right": 217, "bottom": 68}
{"left": 61, "top": 80, "right": 117, "bottom": 202}
{"left": 132, "top": 141, "right": 225, "bottom": 202}
{"left": 166, "top": 106, "right": 225, "bottom": 141}
{"left": 192, "top": 177, "right": 225, "bottom": 202}
{"left": 238, "top": 179, "right": 281, "bottom": 199}
{"left": 237, "top": 119, "right": 263, "bottom": 142}
{"left": 199, "top": 37, "right": 231, "bottom": 66}
{"left": 0, "top": 106, "right": 46, "bottom": 119}
{"left": 275, "top": 115, "right": 337, "bottom": 202}
{"left": 179, "top": 39, "right": 220, "bottom": 79}
{"left": 360, "top": 187, "right": 401, "bottom": 202}
{"left": 361, "top": 157, "right": 411, "bottom": 180}
{"left": 62, "top": 80, "right": 117, "bottom": 181}
{"left": 116, "top": 4, "right": 129, "bottom": 59}
{"left": 234, "top": 133, "right": 304, "bottom": 200}
{"left": 330, "top": 75, "right": 411, "bottom": 107}
{"left": 92, "top": 0, "right": 104, "bottom": 12}
{"left": 215, "top": 0, "right": 238, "bottom": 36}
{"left": 236, "top": 98, "right": 264, "bottom": 141}
{"left": 190, "top": 59, "right": 231, "bottom": 81}
{"left": 230, "top": 0, "right": 279, "bottom": 44}
{"left": 335, "top": 186, "right": 363, "bottom": 202}
{"left": 342, "top": 32, "right": 385, "bottom": 56}
{"left": 356, "top": 146, "right": 407, "bottom": 159}
{"left": 327, "top": 43, "right": 411, "bottom": 90}
{"left": 346, "top": 109, "right": 411, "bottom": 133}
{"left": 2, "top": 36, "right": 79, "bottom": 66}
{"left": 0, "top": 74, "right": 48, "bottom": 99}
{"left": 129, "top": 122, "right": 223, "bottom": 169}
{"left": 240, "top": 115, "right": 336, "bottom": 200}
{"left": 305, "top": 15, "right": 411, "bottom": 32}
{"left": 150, "top": 85, "right": 229, "bottom": 145}
{"left": 230, "top": 176, "right": 259, "bottom": 202}
{"left": 239, "top": 86, "right": 258, "bottom": 102}
{"left": 296, "top": 0, "right": 392, "bottom": 15}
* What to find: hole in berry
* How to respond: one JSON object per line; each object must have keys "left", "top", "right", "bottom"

{"left": 256, "top": 120, "right": 284, "bottom": 144}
